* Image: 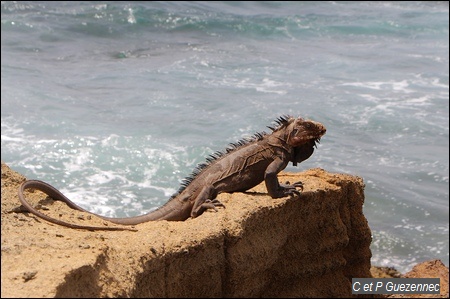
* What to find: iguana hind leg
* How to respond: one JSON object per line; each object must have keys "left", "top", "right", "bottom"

{"left": 191, "top": 185, "right": 225, "bottom": 218}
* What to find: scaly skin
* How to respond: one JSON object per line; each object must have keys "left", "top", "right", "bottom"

{"left": 18, "top": 115, "right": 326, "bottom": 230}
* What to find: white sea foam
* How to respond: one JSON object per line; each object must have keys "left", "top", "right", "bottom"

{"left": 341, "top": 80, "right": 413, "bottom": 93}
{"left": 204, "top": 76, "right": 291, "bottom": 95}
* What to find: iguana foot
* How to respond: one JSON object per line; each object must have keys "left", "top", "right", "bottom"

{"left": 283, "top": 181, "right": 304, "bottom": 191}
{"left": 275, "top": 181, "right": 303, "bottom": 197}
{"left": 200, "top": 199, "right": 226, "bottom": 212}
{"left": 191, "top": 199, "right": 226, "bottom": 218}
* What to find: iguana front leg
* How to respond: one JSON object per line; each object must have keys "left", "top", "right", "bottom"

{"left": 265, "top": 158, "right": 303, "bottom": 198}
{"left": 191, "top": 185, "right": 225, "bottom": 218}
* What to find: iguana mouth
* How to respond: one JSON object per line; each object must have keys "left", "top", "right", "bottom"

{"left": 303, "top": 136, "right": 322, "bottom": 148}
{"left": 313, "top": 138, "right": 320, "bottom": 148}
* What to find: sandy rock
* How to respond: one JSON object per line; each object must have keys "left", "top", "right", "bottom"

{"left": 2, "top": 162, "right": 372, "bottom": 297}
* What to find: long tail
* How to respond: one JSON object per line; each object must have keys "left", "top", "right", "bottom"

{"left": 18, "top": 180, "right": 137, "bottom": 231}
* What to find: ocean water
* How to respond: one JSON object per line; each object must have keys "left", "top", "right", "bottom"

{"left": 1, "top": 1, "right": 448, "bottom": 273}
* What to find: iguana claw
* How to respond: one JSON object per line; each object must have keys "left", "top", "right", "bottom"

{"left": 291, "top": 181, "right": 304, "bottom": 191}
{"left": 200, "top": 199, "right": 226, "bottom": 212}
{"left": 279, "top": 180, "right": 303, "bottom": 197}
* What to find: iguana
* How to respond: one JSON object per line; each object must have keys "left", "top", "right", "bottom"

{"left": 18, "top": 115, "right": 326, "bottom": 231}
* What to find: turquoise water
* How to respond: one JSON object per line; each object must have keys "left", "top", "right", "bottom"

{"left": 1, "top": 1, "right": 448, "bottom": 273}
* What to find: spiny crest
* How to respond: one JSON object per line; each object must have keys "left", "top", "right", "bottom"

{"left": 170, "top": 130, "right": 268, "bottom": 199}
{"left": 170, "top": 115, "right": 296, "bottom": 199}
{"left": 267, "top": 115, "right": 294, "bottom": 132}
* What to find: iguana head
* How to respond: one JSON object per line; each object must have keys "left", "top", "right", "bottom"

{"left": 287, "top": 117, "right": 326, "bottom": 147}
{"left": 285, "top": 117, "right": 326, "bottom": 167}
